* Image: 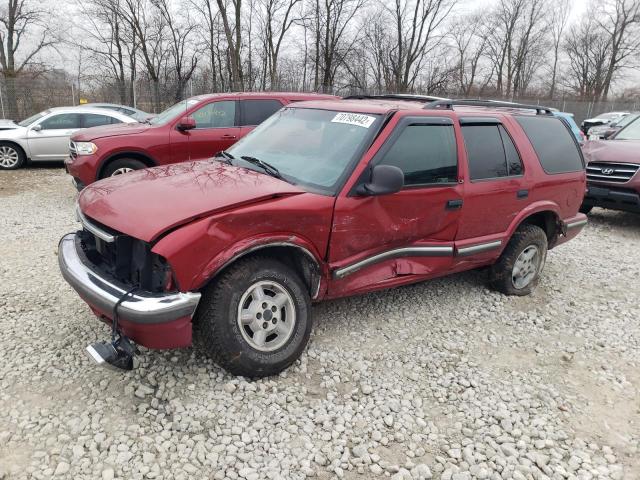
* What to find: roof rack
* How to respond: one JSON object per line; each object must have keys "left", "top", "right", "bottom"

{"left": 343, "top": 94, "right": 449, "bottom": 103}
{"left": 425, "top": 99, "right": 554, "bottom": 115}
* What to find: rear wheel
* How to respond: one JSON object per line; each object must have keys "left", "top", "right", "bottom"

{"left": 0, "top": 143, "right": 25, "bottom": 170}
{"left": 489, "top": 225, "right": 548, "bottom": 296}
{"left": 102, "top": 158, "right": 146, "bottom": 178}
{"left": 196, "top": 256, "right": 312, "bottom": 377}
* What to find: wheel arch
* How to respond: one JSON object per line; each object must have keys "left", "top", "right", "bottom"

{"left": 97, "top": 151, "right": 157, "bottom": 180}
{"left": 201, "top": 241, "right": 325, "bottom": 300}
{"left": 508, "top": 204, "right": 562, "bottom": 249}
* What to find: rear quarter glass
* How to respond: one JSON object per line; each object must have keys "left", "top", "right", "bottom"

{"left": 515, "top": 116, "right": 584, "bottom": 174}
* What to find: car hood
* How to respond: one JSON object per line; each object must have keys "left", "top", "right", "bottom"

{"left": 0, "top": 119, "right": 19, "bottom": 130}
{"left": 78, "top": 160, "right": 306, "bottom": 242}
{"left": 72, "top": 122, "right": 151, "bottom": 141}
{"left": 583, "top": 140, "right": 640, "bottom": 165}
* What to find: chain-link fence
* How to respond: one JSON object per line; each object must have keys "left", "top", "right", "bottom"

{"left": 1, "top": 73, "right": 638, "bottom": 124}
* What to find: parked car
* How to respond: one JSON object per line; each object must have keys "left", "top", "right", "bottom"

{"left": 0, "top": 107, "right": 137, "bottom": 170}
{"left": 553, "top": 111, "right": 585, "bottom": 144}
{"left": 581, "top": 115, "right": 640, "bottom": 214}
{"left": 58, "top": 98, "right": 587, "bottom": 377}
{"left": 587, "top": 112, "right": 639, "bottom": 140}
{"left": 581, "top": 111, "right": 629, "bottom": 134}
{"left": 65, "top": 92, "right": 337, "bottom": 189}
{"left": 77, "top": 103, "right": 151, "bottom": 122}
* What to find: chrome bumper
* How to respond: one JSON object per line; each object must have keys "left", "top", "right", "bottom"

{"left": 58, "top": 233, "right": 201, "bottom": 324}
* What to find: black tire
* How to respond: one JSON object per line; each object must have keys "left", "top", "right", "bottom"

{"left": 489, "top": 224, "right": 548, "bottom": 296}
{"left": 101, "top": 158, "right": 146, "bottom": 178}
{"left": 0, "top": 142, "right": 26, "bottom": 170}
{"left": 196, "top": 256, "right": 312, "bottom": 378}
{"left": 579, "top": 204, "right": 593, "bottom": 215}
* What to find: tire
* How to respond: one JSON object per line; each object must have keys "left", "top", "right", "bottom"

{"left": 489, "top": 224, "right": 548, "bottom": 296}
{"left": 0, "top": 142, "right": 25, "bottom": 170}
{"left": 579, "top": 204, "right": 593, "bottom": 215}
{"left": 101, "top": 158, "right": 146, "bottom": 178}
{"left": 196, "top": 256, "right": 312, "bottom": 378}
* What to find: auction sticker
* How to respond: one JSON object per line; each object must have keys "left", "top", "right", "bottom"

{"left": 331, "top": 112, "right": 376, "bottom": 128}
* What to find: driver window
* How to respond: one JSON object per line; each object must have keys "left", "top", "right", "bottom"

{"left": 191, "top": 101, "right": 236, "bottom": 129}
{"left": 379, "top": 124, "right": 458, "bottom": 186}
{"left": 39, "top": 114, "right": 82, "bottom": 130}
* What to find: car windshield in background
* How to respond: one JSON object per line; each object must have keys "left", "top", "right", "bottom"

{"left": 615, "top": 117, "right": 640, "bottom": 140}
{"left": 615, "top": 113, "right": 639, "bottom": 128}
{"left": 148, "top": 99, "right": 200, "bottom": 125}
{"left": 227, "top": 108, "right": 380, "bottom": 194}
{"left": 18, "top": 111, "right": 48, "bottom": 127}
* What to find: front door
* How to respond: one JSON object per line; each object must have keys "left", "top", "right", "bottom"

{"left": 184, "top": 100, "right": 240, "bottom": 161}
{"left": 329, "top": 116, "right": 464, "bottom": 295}
{"left": 27, "top": 113, "right": 83, "bottom": 161}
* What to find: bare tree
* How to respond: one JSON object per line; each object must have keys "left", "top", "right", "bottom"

{"left": 216, "top": 0, "right": 244, "bottom": 90}
{"left": 547, "top": 0, "right": 569, "bottom": 99}
{"left": 0, "top": 0, "right": 55, "bottom": 117}
{"left": 449, "top": 12, "right": 489, "bottom": 96}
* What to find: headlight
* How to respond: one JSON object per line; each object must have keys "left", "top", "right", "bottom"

{"left": 74, "top": 142, "right": 98, "bottom": 155}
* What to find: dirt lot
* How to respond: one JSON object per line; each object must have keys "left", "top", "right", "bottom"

{"left": 0, "top": 166, "right": 639, "bottom": 480}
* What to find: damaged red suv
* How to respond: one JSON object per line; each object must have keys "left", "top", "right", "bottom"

{"left": 59, "top": 97, "right": 587, "bottom": 377}
{"left": 65, "top": 92, "right": 337, "bottom": 189}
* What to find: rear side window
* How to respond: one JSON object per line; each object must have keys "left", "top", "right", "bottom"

{"left": 515, "top": 116, "right": 583, "bottom": 174}
{"left": 240, "top": 100, "right": 283, "bottom": 126}
{"left": 462, "top": 124, "right": 523, "bottom": 180}
{"left": 39, "top": 113, "right": 82, "bottom": 130}
{"left": 379, "top": 124, "right": 457, "bottom": 186}
{"left": 82, "top": 114, "right": 121, "bottom": 128}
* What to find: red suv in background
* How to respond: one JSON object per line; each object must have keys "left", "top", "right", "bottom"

{"left": 65, "top": 92, "right": 337, "bottom": 189}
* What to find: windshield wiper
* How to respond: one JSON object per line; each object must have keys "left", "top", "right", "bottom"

{"left": 240, "top": 155, "right": 283, "bottom": 180}
{"left": 214, "top": 150, "right": 235, "bottom": 165}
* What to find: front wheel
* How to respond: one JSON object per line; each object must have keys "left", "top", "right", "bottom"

{"left": 101, "top": 158, "right": 146, "bottom": 178}
{"left": 0, "top": 143, "right": 25, "bottom": 170}
{"left": 489, "top": 225, "right": 548, "bottom": 296}
{"left": 196, "top": 256, "right": 312, "bottom": 377}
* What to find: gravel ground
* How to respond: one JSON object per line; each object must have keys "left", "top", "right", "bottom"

{"left": 1, "top": 166, "right": 639, "bottom": 480}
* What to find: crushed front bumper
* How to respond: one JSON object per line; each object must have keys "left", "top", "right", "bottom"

{"left": 58, "top": 233, "right": 201, "bottom": 348}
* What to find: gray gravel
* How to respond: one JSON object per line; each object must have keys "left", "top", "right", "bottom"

{"left": 1, "top": 166, "right": 639, "bottom": 480}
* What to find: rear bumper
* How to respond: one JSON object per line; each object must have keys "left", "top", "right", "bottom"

{"left": 555, "top": 213, "right": 588, "bottom": 247}
{"left": 583, "top": 184, "right": 640, "bottom": 213}
{"left": 58, "top": 233, "right": 201, "bottom": 347}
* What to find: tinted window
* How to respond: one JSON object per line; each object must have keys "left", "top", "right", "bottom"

{"left": 515, "top": 116, "right": 583, "bottom": 173}
{"left": 39, "top": 113, "right": 82, "bottom": 130}
{"left": 241, "top": 100, "right": 283, "bottom": 126}
{"left": 499, "top": 126, "right": 523, "bottom": 175}
{"left": 82, "top": 114, "right": 120, "bottom": 128}
{"left": 379, "top": 124, "right": 457, "bottom": 185}
{"left": 192, "top": 101, "right": 236, "bottom": 128}
{"left": 462, "top": 125, "right": 508, "bottom": 180}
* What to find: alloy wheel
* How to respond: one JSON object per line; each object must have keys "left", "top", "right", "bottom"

{"left": 0, "top": 146, "right": 19, "bottom": 168}
{"left": 511, "top": 245, "right": 541, "bottom": 289}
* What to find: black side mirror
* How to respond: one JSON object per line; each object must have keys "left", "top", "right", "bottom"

{"left": 357, "top": 164, "right": 404, "bottom": 196}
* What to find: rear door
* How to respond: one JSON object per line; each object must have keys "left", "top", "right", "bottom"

{"left": 329, "top": 115, "right": 464, "bottom": 295}
{"left": 238, "top": 99, "right": 285, "bottom": 137}
{"left": 27, "top": 113, "right": 83, "bottom": 160}
{"left": 453, "top": 118, "right": 527, "bottom": 261}
{"left": 184, "top": 100, "right": 240, "bottom": 161}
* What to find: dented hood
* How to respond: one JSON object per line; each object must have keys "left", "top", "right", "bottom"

{"left": 78, "top": 161, "right": 305, "bottom": 242}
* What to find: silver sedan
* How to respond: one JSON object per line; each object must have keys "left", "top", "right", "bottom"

{"left": 0, "top": 107, "right": 137, "bottom": 170}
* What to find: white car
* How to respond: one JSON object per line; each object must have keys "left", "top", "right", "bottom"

{"left": 581, "top": 111, "right": 629, "bottom": 137}
{"left": 0, "top": 107, "right": 137, "bottom": 170}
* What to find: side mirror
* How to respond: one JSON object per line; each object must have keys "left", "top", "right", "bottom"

{"left": 357, "top": 165, "right": 404, "bottom": 196}
{"left": 177, "top": 116, "right": 196, "bottom": 131}
{"left": 32, "top": 124, "right": 42, "bottom": 132}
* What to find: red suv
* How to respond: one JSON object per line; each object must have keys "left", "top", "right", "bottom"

{"left": 65, "top": 92, "right": 337, "bottom": 189}
{"left": 58, "top": 97, "right": 587, "bottom": 377}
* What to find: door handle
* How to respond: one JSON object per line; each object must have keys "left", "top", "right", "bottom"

{"left": 221, "top": 134, "right": 237, "bottom": 139}
{"left": 446, "top": 199, "right": 463, "bottom": 210}
{"left": 517, "top": 189, "right": 529, "bottom": 199}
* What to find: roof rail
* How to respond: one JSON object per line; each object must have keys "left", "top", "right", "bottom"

{"left": 344, "top": 94, "right": 449, "bottom": 103}
{"left": 425, "top": 99, "right": 554, "bottom": 115}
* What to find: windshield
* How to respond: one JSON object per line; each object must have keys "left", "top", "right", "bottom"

{"left": 227, "top": 108, "right": 380, "bottom": 194}
{"left": 148, "top": 99, "right": 200, "bottom": 125}
{"left": 596, "top": 112, "right": 625, "bottom": 120}
{"left": 614, "top": 113, "right": 639, "bottom": 128}
{"left": 615, "top": 117, "right": 640, "bottom": 140}
{"left": 18, "top": 111, "right": 48, "bottom": 127}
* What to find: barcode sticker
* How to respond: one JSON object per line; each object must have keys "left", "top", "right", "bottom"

{"left": 331, "top": 112, "right": 376, "bottom": 128}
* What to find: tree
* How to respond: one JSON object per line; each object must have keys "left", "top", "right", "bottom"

{"left": 547, "top": 0, "right": 569, "bottom": 99}
{"left": 0, "top": 0, "right": 55, "bottom": 118}
{"left": 449, "top": 12, "right": 489, "bottom": 96}
{"left": 216, "top": 0, "right": 244, "bottom": 90}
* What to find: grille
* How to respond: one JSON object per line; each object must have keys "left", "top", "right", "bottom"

{"left": 586, "top": 162, "right": 639, "bottom": 183}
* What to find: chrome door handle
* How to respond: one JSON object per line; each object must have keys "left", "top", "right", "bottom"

{"left": 222, "top": 134, "right": 237, "bottom": 139}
